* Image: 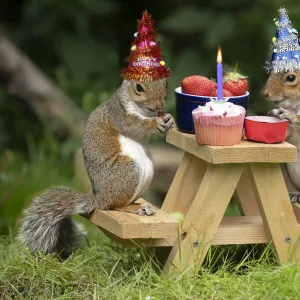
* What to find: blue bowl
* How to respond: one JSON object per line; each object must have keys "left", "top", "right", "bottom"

{"left": 175, "top": 87, "right": 250, "bottom": 133}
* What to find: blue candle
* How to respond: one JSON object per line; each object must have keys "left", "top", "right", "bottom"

{"left": 217, "top": 47, "right": 223, "bottom": 100}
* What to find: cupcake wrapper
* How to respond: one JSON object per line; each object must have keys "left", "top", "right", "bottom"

{"left": 192, "top": 106, "right": 246, "bottom": 146}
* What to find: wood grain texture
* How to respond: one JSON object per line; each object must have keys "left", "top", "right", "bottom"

{"left": 164, "top": 163, "right": 244, "bottom": 274}
{"left": 235, "top": 166, "right": 260, "bottom": 216}
{"left": 166, "top": 129, "right": 296, "bottom": 164}
{"left": 89, "top": 199, "right": 180, "bottom": 240}
{"left": 157, "top": 153, "right": 206, "bottom": 264}
{"left": 212, "top": 216, "right": 268, "bottom": 245}
{"left": 100, "top": 216, "right": 271, "bottom": 247}
{"left": 101, "top": 228, "right": 177, "bottom": 247}
{"left": 161, "top": 152, "right": 207, "bottom": 215}
{"left": 250, "top": 163, "right": 300, "bottom": 264}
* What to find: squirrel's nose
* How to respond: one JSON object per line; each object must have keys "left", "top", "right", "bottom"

{"left": 156, "top": 102, "right": 164, "bottom": 110}
{"left": 261, "top": 88, "right": 270, "bottom": 98}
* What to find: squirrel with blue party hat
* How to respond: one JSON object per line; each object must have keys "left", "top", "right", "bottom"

{"left": 17, "top": 10, "right": 175, "bottom": 258}
{"left": 262, "top": 7, "right": 300, "bottom": 202}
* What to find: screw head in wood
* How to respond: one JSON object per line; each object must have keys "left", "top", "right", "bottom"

{"left": 285, "top": 236, "right": 291, "bottom": 244}
{"left": 193, "top": 241, "right": 199, "bottom": 248}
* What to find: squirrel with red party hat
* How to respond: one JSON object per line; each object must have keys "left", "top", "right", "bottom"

{"left": 17, "top": 10, "right": 175, "bottom": 257}
{"left": 262, "top": 7, "right": 300, "bottom": 202}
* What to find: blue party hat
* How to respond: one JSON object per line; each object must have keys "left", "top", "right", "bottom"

{"left": 266, "top": 7, "right": 300, "bottom": 73}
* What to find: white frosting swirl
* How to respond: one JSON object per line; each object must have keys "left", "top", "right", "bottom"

{"left": 197, "top": 101, "right": 243, "bottom": 117}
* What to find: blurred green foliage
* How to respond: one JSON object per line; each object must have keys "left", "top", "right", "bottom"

{"left": 0, "top": 130, "right": 81, "bottom": 235}
{"left": 1, "top": 0, "right": 300, "bottom": 150}
{"left": 1, "top": 0, "right": 300, "bottom": 233}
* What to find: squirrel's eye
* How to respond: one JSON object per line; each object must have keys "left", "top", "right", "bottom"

{"left": 136, "top": 84, "right": 144, "bottom": 93}
{"left": 286, "top": 74, "right": 296, "bottom": 82}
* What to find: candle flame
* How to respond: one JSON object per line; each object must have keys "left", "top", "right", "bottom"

{"left": 217, "top": 47, "right": 222, "bottom": 63}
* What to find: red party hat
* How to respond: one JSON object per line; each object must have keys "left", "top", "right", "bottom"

{"left": 121, "top": 10, "right": 171, "bottom": 82}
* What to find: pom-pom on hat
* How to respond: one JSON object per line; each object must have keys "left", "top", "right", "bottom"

{"left": 266, "top": 7, "right": 300, "bottom": 73}
{"left": 121, "top": 10, "right": 171, "bottom": 82}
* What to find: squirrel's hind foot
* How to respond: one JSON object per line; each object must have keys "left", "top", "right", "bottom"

{"left": 138, "top": 204, "right": 156, "bottom": 216}
{"left": 115, "top": 203, "right": 156, "bottom": 216}
{"left": 289, "top": 192, "right": 300, "bottom": 203}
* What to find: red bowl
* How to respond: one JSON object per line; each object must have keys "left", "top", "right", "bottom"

{"left": 244, "top": 116, "right": 289, "bottom": 144}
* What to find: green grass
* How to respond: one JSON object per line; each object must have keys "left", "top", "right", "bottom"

{"left": 1, "top": 229, "right": 300, "bottom": 299}
{"left": 2, "top": 143, "right": 300, "bottom": 299}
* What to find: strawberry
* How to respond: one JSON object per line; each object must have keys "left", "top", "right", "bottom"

{"left": 211, "top": 88, "right": 233, "bottom": 97}
{"left": 181, "top": 75, "right": 215, "bottom": 96}
{"left": 223, "top": 67, "right": 248, "bottom": 96}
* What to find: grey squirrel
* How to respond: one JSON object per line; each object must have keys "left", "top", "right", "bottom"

{"left": 261, "top": 70, "right": 300, "bottom": 202}
{"left": 17, "top": 79, "right": 175, "bottom": 258}
{"left": 261, "top": 7, "right": 300, "bottom": 202}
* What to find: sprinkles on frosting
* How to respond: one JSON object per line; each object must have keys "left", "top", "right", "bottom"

{"left": 197, "top": 101, "right": 243, "bottom": 117}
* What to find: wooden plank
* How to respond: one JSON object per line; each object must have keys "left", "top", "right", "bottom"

{"left": 89, "top": 199, "right": 180, "bottom": 240}
{"left": 166, "top": 129, "right": 296, "bottom": 164}
{"left": 157, "top": 152, "right": 206, "bottom": 265}
{"left": 164, "top": 163, "right": 244, "bottom": 274}
{"left": 212, "top": 216, "right": 268, "bottom": 245}
{"left": 161, "top": 152, "right": 207, "bottom": 215}
{"left": 101, "top": 229, "right": 177, "bottom": 247}
{"left": 250, "top": 163, "right": 300, "bottom": 264}
{"left": 235, "top": 165, "right": 260, "bottom": 216}
{"left": 102, "top": 217, "right": 269, "bottom": 247}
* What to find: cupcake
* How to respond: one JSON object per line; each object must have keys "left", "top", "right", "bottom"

{"left": 192, "top": 100, "right": 246, "bottom": 146}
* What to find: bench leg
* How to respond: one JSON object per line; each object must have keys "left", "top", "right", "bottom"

{"left": 250, "top": 163, "right": 300, "bottom": 264}
{"left": 235, "top": 165, "right": 260, "bottom": 216}
{"left": 162, "top": 152, "right": 207, "bottom": 215}
{"left": 163, "top": 163, "right": 244, "bottom": 275}
{"left": 156, "top": 152, "right": 207, "bottom": 266}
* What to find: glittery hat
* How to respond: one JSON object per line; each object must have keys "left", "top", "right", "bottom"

{"left": 266, "top": 7, "right": 300, "bottom": 73}
{"left": 121, "top": 10, "right": 171, "bottom": 82}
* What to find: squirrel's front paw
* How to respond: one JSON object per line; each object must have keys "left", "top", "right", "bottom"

{"left": 268, "top": 107, "right": 298, "bottom": 123}
{"left": 157, "top": 113, "right": 176, "bottom": 134}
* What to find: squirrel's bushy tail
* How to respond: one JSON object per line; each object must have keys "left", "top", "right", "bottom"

{"left": 17, "top": 186, "right": 96, "bottom": 258}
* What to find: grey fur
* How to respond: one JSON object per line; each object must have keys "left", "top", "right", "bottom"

{"left": 17, "top": 187, "right": 94, "bottom": 257}
{"left": 289, "top": 192, "right": 300, "bottom": 203}
{"left": 17, "top": 79, "right": 175, "bottom": 257}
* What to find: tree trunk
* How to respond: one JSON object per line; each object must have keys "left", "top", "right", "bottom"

{"left": 0, "top": 34, "right": 87, "bottom": 140}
